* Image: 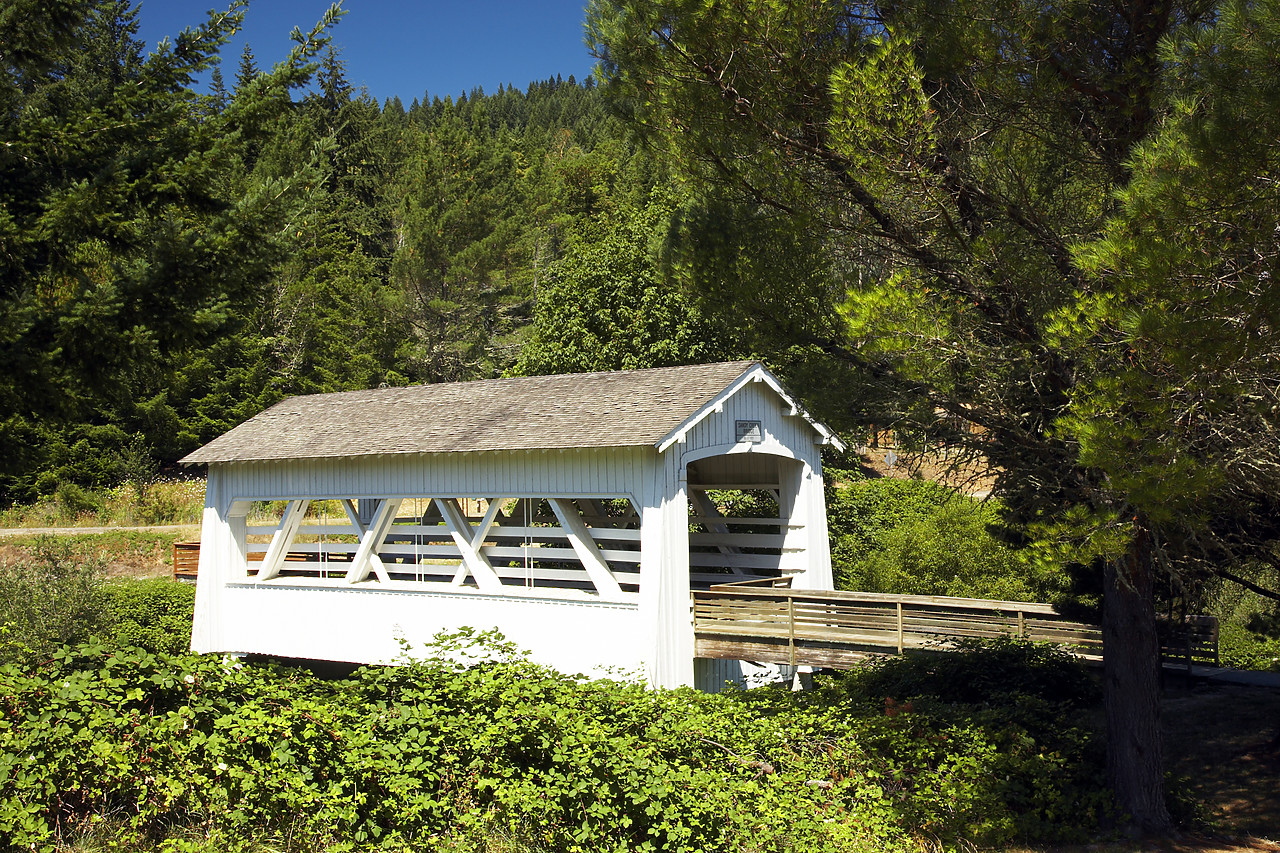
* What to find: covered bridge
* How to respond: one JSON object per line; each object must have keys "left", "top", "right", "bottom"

{"left": 181, "top": 361, "right": 844, "bottom": 689}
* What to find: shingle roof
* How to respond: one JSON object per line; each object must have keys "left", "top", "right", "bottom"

{"left": 181, "top": 361, "right": 777, "bottom": 464}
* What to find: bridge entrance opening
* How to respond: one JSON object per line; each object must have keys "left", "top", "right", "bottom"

{"left": 686, "top": 453, "right": 806, "bottom": 591}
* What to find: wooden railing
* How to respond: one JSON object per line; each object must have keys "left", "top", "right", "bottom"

{"left": 173, "top": 542, "right": 200, "bottom": 582}
{"left": 692, "top": 582, "right": 1218, "bottom": 670}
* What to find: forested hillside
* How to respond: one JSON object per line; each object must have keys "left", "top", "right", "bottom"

{"left": 0, "top": 0, "right": 861, "bottom": 506}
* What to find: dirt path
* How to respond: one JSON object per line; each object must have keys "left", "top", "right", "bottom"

{"left": 0, "top": 524, "right": 195, "bottom": 537}
{"left": 1162, "top": 682, "right": 1280, "bottom": 846}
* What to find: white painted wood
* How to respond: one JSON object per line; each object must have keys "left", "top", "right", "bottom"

{"left": 216, "top": 582, "right": 643, "bottom": 675}
{"left": 549, "top": 498, "right": 624, "bottom": 600}
{"left": 450, "top": 499, "right": 502, "bottom": 586}
{"left": 256, "top": 499, "right": 310, "bottom": 581}
{"left": 688, "top": 490, "right": 746, "bottom": 577}
{"left": 345, "top": 498, "right": 402, "bottom": 584}
{"left": 437, "top": 498, "right": 504, "bottom": 592}
{"left": 215, "top": 446, "right": 651, "bottom": 504}
{"left": 340, "top": 499, "right": 364, "bottom": 533}
{"left": 657, "top": 364, "right": 842, "bottom": 452}
{"left": 194, "top": 364, "right": 839, "bottom": 692}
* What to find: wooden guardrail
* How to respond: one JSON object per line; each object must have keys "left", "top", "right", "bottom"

{"left": 173, "top": 541, "right": 200, "bottom": 582}
{"left": 172, "top": 541, "right": 326, "bottom": 582}
{"left": 692, "top": 582, "right": 1218, "bottom": 671}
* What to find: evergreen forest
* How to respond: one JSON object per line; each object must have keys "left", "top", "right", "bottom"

{"left": 0, "top": 0, "right": 853, "bottom": 505}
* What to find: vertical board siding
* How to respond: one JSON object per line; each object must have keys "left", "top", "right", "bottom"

{"left": 679, "top": 380, "right": 823, "bottom": 471}
{"left": 214, "top": 446, "right": 653, "bottom": 504}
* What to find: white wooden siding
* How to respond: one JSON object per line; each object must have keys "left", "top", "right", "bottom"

{"left": 677, "top": 379, "right": 822, "bottom": 469}
{"left": 212, "top": 582, "right": 644, "bottom": 675}
{"left": 211, "top": 446, "right": 653, "bottom": 508}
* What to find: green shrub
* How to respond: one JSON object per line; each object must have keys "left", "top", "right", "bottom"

{"left": 0, "top": 540, "right": 109, "bottom": 664}
{"left": 1218, "top": 623, "right": 1280, "bottom": 672}
{"left": 54, "top": 482, "right": 103, "bottom": 521}
{"left": 825, "top": 475, "right": 1068, "bottom": 602}
{"left": 101, "top": 579, "right": 195, "bottom": 655}
{"left": 0, "top": 633, "right": 1115, "bottom": 853}
{"left": 819, "top": 638, "right": 1110, "bottom": 840}
{"left": 827, "top": 637, "right": 1100, "bottom": 709}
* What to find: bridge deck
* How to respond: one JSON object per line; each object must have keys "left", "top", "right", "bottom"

{"left": 692, "top": 581, "right": 1218, "bottom": 670}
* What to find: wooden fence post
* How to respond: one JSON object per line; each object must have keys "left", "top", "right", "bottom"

{"left": 896, "top": 602, "right": 904, "bottom": 654}
{"left": 788, "top": 596, "right": 797, "bottom": 666}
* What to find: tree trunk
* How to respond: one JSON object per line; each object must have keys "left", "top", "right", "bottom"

{"left": 1102, "top": 526, "right": 1172, "bottom": 835}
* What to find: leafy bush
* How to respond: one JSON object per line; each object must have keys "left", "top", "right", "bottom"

{"left": 0, "top": 634, "right": 1115, "bottom": 853}
{"left": 819, "top": 639, "right": 1110, "bottom": 840}
{"left": 827, "top": 637, "right": 1100, "bottom": 709}
{"left": 0, "top": 541, "right": 109, "bottom": 665}
{"left": 1218, "top": 623, "right": 1280, "bottom": 672}
{"left": 54, "top": 482, "right": 104, "bottom": 521}
{"left": 0, "top": 544, "right": 195, "bottom": 663}
{"left": 825, "top": 475, "right": 1068, "bottom": 602}
{"left": 101, "top": 579, "right": 195, "bottom": 655}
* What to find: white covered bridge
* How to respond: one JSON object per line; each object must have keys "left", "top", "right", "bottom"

{"left": 182, "top": 361, "right": 844, "bottom": 689}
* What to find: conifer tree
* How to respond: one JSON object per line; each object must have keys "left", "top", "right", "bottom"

{"left": 584, "top": 0, "right": 1277, "bottom": 832}
{"left": 0, "top": 0, "right": 341, "bottom": 498}
{"left": 233, "top": 41, "right": 258, "bottom": 92}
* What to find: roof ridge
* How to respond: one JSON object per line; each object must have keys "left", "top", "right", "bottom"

{"left": 262, "top": 360, "right": 762, "bottom": 407}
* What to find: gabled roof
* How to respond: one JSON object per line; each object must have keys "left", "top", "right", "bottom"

{"left": 180, "top": 361, "right": 841, "bottom": 465}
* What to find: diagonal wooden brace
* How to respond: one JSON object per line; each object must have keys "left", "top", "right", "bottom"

{"left": 256, "top": 499, "right": 310, "bottom": 581}
{"left": 345, "top": 498, "right": 402, "bottom": 584}
{"left": 438, "top": 498, "right": 504, "bottom": 592}
{"left": 450, "top": 499, "right": 503, "bottom": 585}
{"left": 340, "top": 499, "right": 365, "bottom": 535}
{"left": 549, "top": 498, "right": 624, "bottom": 600}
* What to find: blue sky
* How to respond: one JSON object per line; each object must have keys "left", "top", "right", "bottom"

{"left": 135, "top": 1, "right": 598, "bottom": 104}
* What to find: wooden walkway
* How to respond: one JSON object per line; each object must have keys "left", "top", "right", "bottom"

{"left": 692, "top": 579, "right": 1219, "bottom": 670}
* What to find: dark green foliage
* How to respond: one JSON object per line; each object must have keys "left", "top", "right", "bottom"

{"left": 101, "top": 579, "right": 195, "bottom": 655}
{"left": 0, "top": 12, "right": 673, "bottom": 501}
{"left": 822, "top": 639, "right": 1111, "bottom": 840}
{"left": 0, "top": 0, "right": 340, "bottom": 503}
{"left": 53, "top": 482, "right": 102, "bottom": 519}
{"left": 514, "top": 195, "right": 735, "bottom": 375}
{"left": 0, "top": 634, "right": 1114, "bottom": 852}
{"left": 830, "top": 637, "right": 1100, "bottom": 710}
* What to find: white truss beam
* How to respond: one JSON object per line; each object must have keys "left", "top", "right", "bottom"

{"left": 689, "top": 490, "right": 747, "bottom": 576}
{"left": 256, "top": 499, "right": 310, "bottom": 581}
{"left": 345, "top": 498, "right": 402, "bottom": 584}
{"left": 549, "top": 498, "right": 624, "bottom": 600}
{"left": 438, "top": 498, "right": 504, "bottom": 592}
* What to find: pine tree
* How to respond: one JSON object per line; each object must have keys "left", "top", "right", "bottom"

{"left": 584, "top": 0, "right": 1271, "bottom": 832}
{"left": 233, "top": 41, "right": 258, "bottom": 92}
{"left": 0, "top": 0, "right": 342, "bottom": 499}
{"left": 208, "top": 63, "right": 228, "bottom": 110}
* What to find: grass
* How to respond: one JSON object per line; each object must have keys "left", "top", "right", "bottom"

{"left": 0, "top": 531, "right": 189, "bottom": 579}
{"left": 0, "top": 478, "right": 206, "bottom": 529}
